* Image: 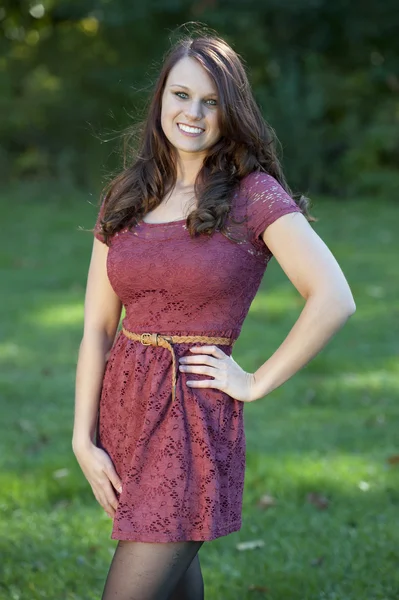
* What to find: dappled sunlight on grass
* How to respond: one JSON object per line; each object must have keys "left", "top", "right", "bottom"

{"left": 338, "top": 369, "right": 399, "bottom": 391}
{"left": 249, "top": 286, "right": 303, "bottom": 317}
{"left": 302, "top": 367, "right": 399, "bottom": 394}
{"left": 2, "top": 184, "right": 399, "bottom": 599}
{"left": 0, "top": 341, "right": 27, "bottom": 361}
{"left": 1, "top": 448, "right": 394, "bottom": 516}
{"left": 247, "top": 451, "right": 389, "bottom": 493}
{"left": 26, "top": 301, "right": 84, "bottom": 327}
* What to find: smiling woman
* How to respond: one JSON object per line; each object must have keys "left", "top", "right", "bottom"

{"left": 90, "top": 29, "right": 314, "bottom": 241}
{"left": 74, "top": 25, "right": 355, "bottom": 600}
{"left": 161, "top": 57, "right": 221, "bottom": 155}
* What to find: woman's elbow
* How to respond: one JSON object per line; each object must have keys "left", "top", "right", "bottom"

{"left": 346, "top": 299, "right": 356, "bottom": 317}
{"left": 338, "top": 293, "right": 356, "bottom": 318}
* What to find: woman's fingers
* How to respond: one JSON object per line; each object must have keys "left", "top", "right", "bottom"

{"left": 93, "top": 478, "right": 119, "bottom": 515}
{"left": 180, "top": 352, "right": 221, "bottom": 367}
{"left": 74, "top": 444, "right": 123, "bottom": 518}
{"left": 189, "top": 345, "right": 227, "bottom": 359}
{"left": 94, "top": 488, "right": 115, "bottom": 518}
{"left": 103, "top": 479, "right": 119, "bottom": 511}
{"left": 104, "top": 463, "right": 123, "bottom": 494}
{"left": 179, "top": 364, "right": 217, "bottom": 377}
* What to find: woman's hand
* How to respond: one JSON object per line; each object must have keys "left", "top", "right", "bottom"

{"left": 73, "top": 442, "right": 122, "bottom": 519}
{"left": 179, "top": 345, "right": 258, "bottom": 403}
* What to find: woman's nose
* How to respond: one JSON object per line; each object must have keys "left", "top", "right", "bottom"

{"left": 185, "top": 101, "right": 203, "bottom": 120}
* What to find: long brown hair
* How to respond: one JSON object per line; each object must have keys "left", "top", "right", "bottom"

{"left": 95, "top": 31, "right": 313, "bottom": 245}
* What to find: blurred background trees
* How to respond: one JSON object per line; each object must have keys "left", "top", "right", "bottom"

{"left": 1, "top": 0, "right": 398, "bottom": 197}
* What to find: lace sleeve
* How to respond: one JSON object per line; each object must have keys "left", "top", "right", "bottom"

{"left": 243, "top": 171, "right": 302, "bottom": 255}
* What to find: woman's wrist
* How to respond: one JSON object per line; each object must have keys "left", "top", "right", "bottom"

{"left": 72, "top": 433, "right": 96, "bottom": 455}
{"left": 250, "top": 370, "right": 274, "bottom": 402}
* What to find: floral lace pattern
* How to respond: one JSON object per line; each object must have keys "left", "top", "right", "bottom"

{"left": 93, "top": 171, "right": 302, "bottom": 542}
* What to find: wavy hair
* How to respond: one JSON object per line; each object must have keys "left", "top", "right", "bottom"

{"left": 94, "top": 31, "right": 314, "bottom": 245}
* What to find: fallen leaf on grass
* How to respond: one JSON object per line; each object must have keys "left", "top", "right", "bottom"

{"left": 53, "top": 468, "right": 70, "bottom": 479}
{"left": 346, "top": 519, "right": 357, "bottom": 529}
{"left": 32, "top": 560, "right": 46, "bottom": 572}
{"left": 236, "top": 539, "right": 265, "bottom": 551}
{"left": 307, "top": 492, "right": 329, "bottom": 509}
{"left": 70, "top": 282, "right": 84, "bottom": 292}
{"left": 257, "top": 494, "right": 277, "bottom": 509}
{"left": 310, "top": 556, "right": 325, "bottom": 567}
{"left": 248, "top": 583, "right": 270, "bottom": 593}
{"left": 358, "top": 480, "right": 370, "bottom": 491}
{"left": 18, "top": 419, "right": 35, "bottom": 433}
{"left": 12, "top": 258, "right": 38, "bottom": 268}
{"left": 366, "top": 285, "right": 385, "bottom": 298}
{"left": 52, "top": 499, "right": 71, "bottom": 510}
{"left": 304, "top": 388, "right": 317, "bottom": 404}
{"left": 27, "top": 433, "right": 50, "bottom": 454}
{"left": 364, "top": 414, "right": 385, "bottom": 427}
{"left": 387, "top": 455, "right": 399, "bottom": 465}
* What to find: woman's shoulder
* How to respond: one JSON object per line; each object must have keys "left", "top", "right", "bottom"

{"left": 238, "top": 169, "right": 281, "bottom": 195}
{"left": 236, "top": 169, "right": 301, "bottom": 242}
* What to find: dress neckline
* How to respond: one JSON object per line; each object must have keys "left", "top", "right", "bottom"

{"left": 139, "top": 217, "right": 187, "bottom": 227}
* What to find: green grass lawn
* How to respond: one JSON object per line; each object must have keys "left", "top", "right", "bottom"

{"left": 1, "top": 180, "right": 398, "bottom": 599}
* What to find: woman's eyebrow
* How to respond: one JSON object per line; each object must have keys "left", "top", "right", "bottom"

{"left": 169, "top": 83, "right": 218, "bottom": 96}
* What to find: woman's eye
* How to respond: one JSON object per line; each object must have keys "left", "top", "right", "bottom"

{"left": 174, "top": 92, "right": 217, "bottom": 106}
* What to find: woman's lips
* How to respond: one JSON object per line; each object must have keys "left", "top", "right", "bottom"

{"left": 177, "top": 123, "right": 205, "bottom": 137}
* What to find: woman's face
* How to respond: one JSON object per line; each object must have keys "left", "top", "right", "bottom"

{"left": 161, "top": 56, "right": 221, "bottom": 159}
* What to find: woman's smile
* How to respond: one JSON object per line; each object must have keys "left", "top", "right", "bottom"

{"left": 177, "top": 123, "right": 205, "bottom": 137}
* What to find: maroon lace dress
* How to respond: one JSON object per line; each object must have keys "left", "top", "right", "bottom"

{"left": 93, "top": 171, "right": 301, "bottom": 542}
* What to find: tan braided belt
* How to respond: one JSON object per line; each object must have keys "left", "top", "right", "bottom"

{"left": 121, "top": 327, "right": 234, "bottom": 402}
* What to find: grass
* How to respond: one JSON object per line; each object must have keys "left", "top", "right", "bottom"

{"left": 1, "top": 180, "right": 398, "bottom": 599}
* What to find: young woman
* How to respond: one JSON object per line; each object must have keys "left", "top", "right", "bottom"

{"left": 73, "top": 31, "right": 356, "bottom": 600}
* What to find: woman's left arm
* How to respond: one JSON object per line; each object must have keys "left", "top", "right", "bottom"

{"left": 251, "top": 211, "right": 356, "bottom": 400}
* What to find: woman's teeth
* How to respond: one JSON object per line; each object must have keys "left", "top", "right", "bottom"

{"left": 178, "top": 123, "right": 204, "bottom": 135}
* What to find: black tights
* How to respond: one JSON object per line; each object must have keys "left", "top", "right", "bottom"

{"left": 101, "top": 540, "right": 205, "bottom": 600}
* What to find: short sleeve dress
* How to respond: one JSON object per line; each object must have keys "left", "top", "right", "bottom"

{"left": 93, "top": 170, "right": 302, "bottom": 542}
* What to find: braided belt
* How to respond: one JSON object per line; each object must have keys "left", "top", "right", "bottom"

{"left": 121, "top": 327, "right": 234, "bottom": 402}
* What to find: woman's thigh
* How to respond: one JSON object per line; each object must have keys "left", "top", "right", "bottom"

{"left": 168, "top": 551, "right": 204, "bottom": 600}
{"left": 101, "top": 539, "right": 204, "bottom": 600}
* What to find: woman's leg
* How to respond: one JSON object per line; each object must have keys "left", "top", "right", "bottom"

{"left": 168, "top": 552, "right": 204, "bottom": 600}
{"left": 101, "top": 539, "right": 204, "bottom": 600}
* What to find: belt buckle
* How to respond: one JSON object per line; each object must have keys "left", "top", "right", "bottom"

{"left": 141, "top": 333, "right": 153, "bottom": 345}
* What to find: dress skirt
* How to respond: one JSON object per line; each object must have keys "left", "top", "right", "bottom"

{"left": 96, "top": 328, "right": 246, "bottom": 542}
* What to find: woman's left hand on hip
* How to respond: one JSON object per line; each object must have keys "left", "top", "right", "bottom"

{"left": 178, "top": 345, "right": 257, "bottom": 403}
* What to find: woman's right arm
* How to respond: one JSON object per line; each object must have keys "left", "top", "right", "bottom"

{"left": 72, "top": 238, "right": 123, "bottom": 517}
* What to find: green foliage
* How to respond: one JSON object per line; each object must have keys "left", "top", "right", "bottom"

{"left": 1, "top": 1, "right": 398, "bottom": 195}
{"left": 1, "top": 181, "right": 399, "bottom": 598}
